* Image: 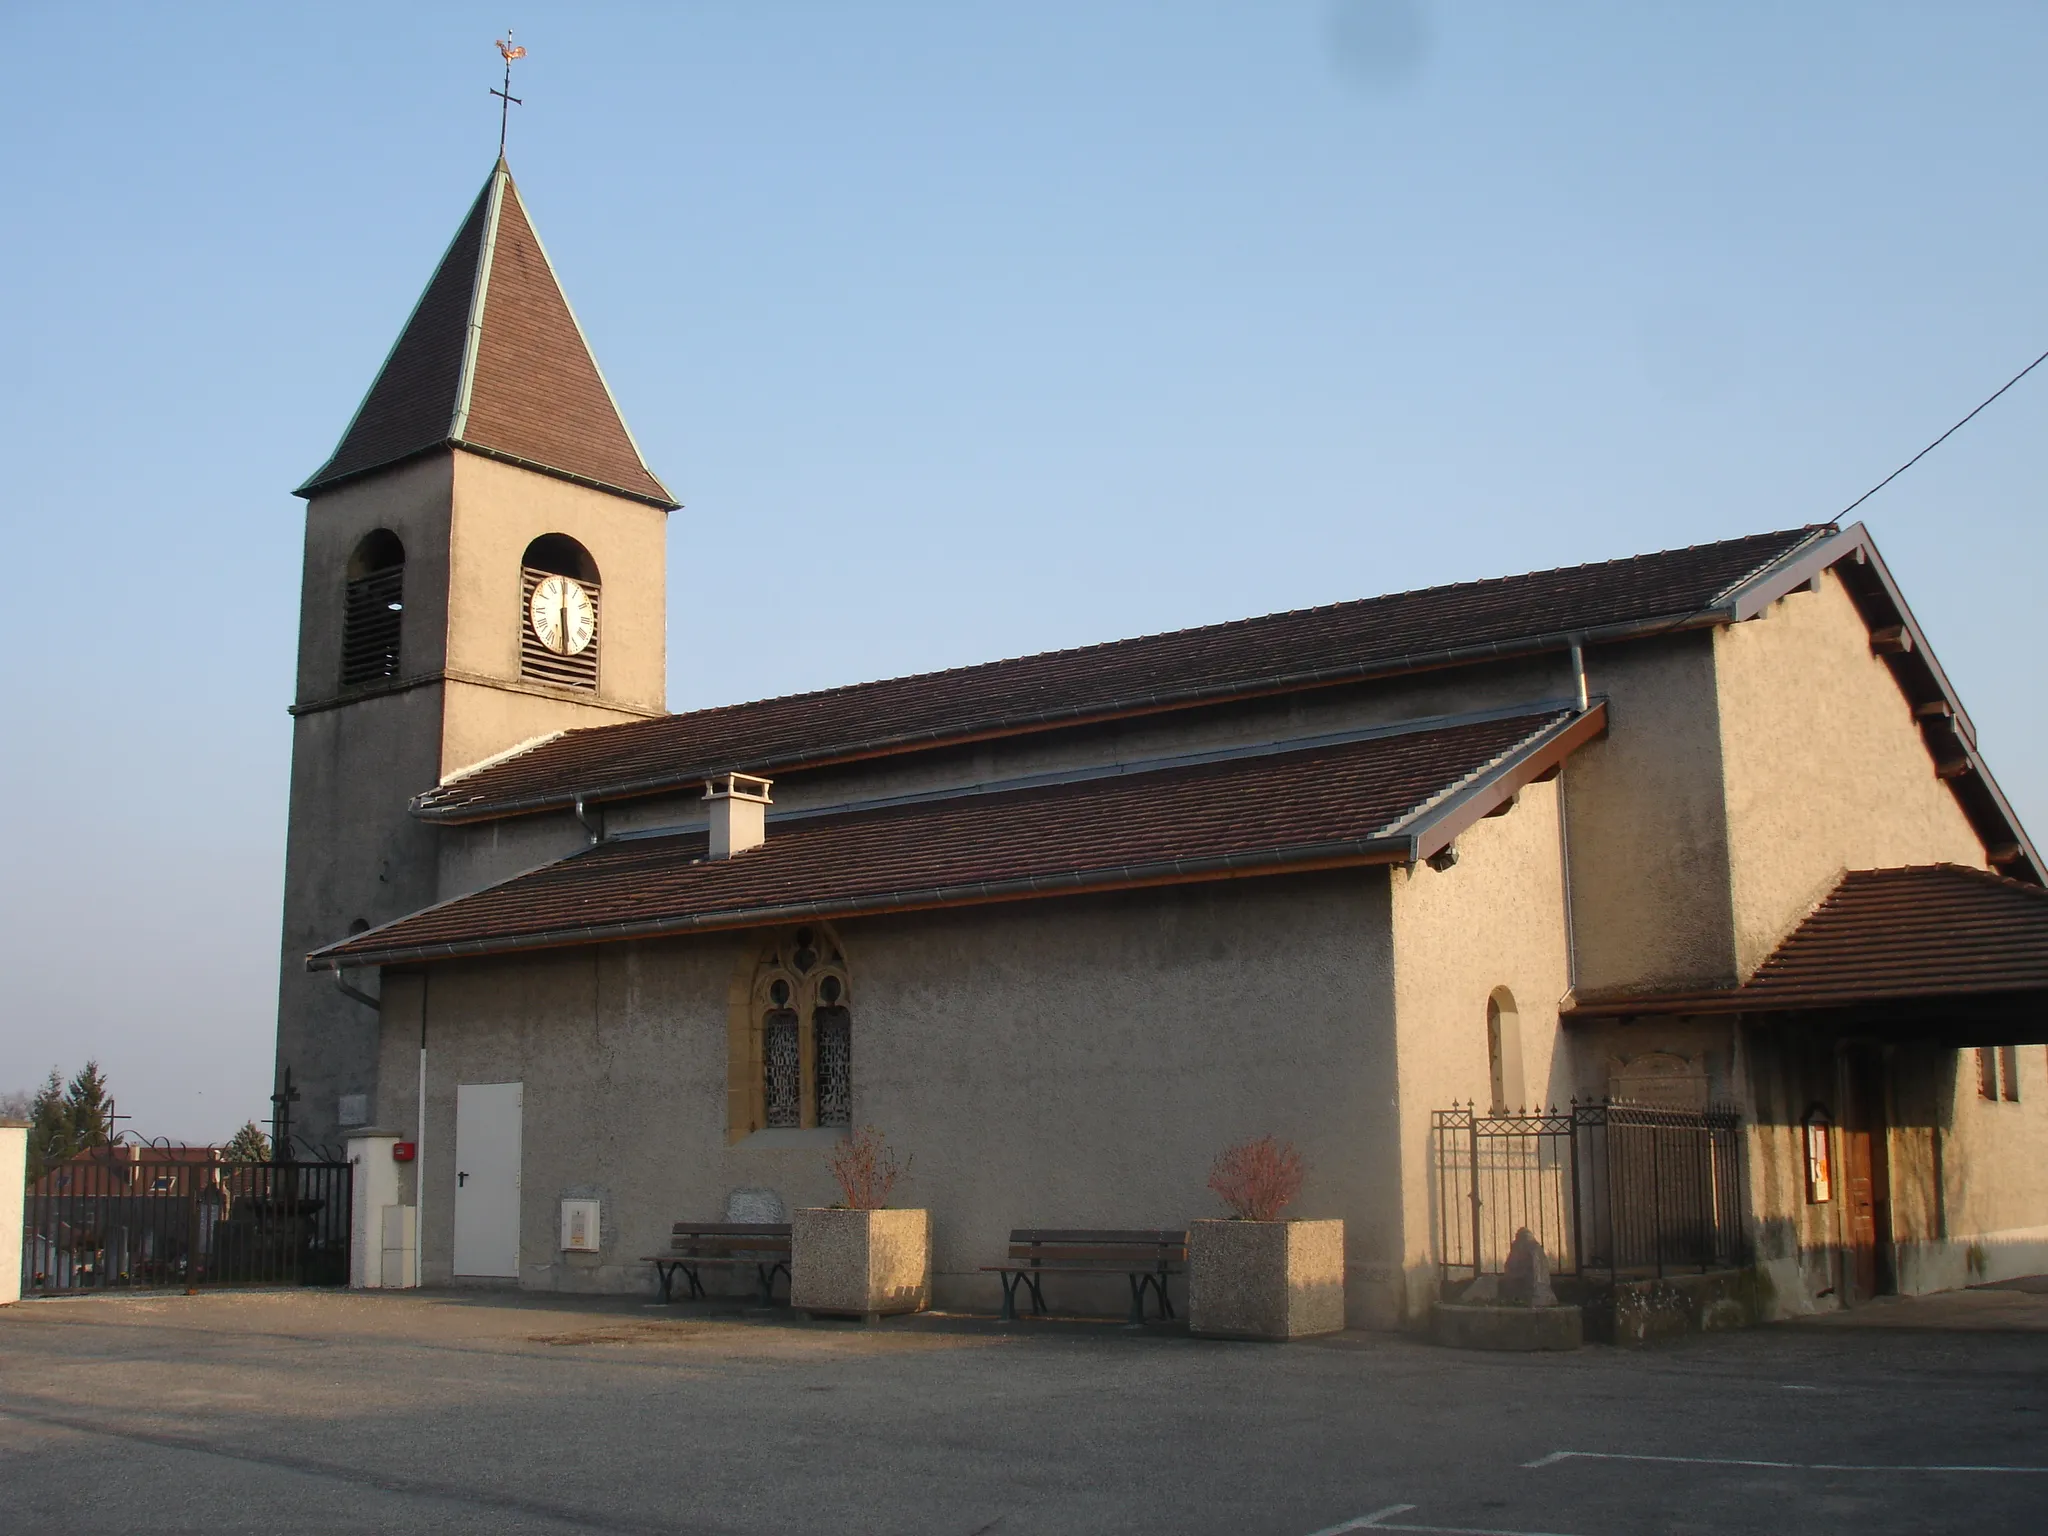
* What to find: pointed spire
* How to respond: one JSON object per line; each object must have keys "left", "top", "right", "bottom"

{"left": 299, "top": 162, "right": 675, "bottom": 508}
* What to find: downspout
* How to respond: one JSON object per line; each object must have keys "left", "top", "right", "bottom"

{"left": 332, "top": 968, "right": 381, "bottom": 1013}
{"left": 573, "top": 793, "right": 602, "bottom": 845}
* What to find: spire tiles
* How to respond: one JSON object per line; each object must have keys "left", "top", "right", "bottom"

{"left": 298, "top": 161, "right": 674, "bottom": 509}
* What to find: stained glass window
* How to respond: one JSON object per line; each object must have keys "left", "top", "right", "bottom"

{"left": 764, "top": 1008, "right": 801, "bottom": 1127}
{"left": 815, "top": 1006, "right": 852, "bottom": 1127}
{"left": 748, "top": 929, "right": 853, "bottom": 1136}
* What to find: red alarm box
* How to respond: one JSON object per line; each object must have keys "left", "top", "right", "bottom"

{"left": 392, "top": 1142, "right": 417, "bottom": 1162}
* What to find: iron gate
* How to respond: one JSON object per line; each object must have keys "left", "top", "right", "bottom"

{"left": 1433, "top": 1100, "right": 1745, "bottom": 1282}
{"left": 22, "top": 1147, "right": 352, "bottom": 1293}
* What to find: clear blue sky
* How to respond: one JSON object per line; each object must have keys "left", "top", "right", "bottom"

{"left": 3, "top": 3, "right": 2043, "bottom": 1142}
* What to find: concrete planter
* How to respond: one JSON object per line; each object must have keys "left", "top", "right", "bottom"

{"left": 790, "top": 1207, "right": 931, "bottom": 1320}
{"left": 1188, "top": 1217, "right": 1345, "bottom": 1341}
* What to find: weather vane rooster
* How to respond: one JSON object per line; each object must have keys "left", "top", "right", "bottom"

{"left": 492, "top": 31, "right": 527, "bottom": 156}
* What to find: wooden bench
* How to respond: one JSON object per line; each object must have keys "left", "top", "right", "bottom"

{"left": 981, "top": 1229, "right": 1187, "bottom": 1324}
{"left": 644, "top": 1222, "right": 792, "bottom": 1305}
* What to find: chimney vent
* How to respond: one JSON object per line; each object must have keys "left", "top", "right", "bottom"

{"left": 703, "top": 773, "right": 773, "bottom": 859}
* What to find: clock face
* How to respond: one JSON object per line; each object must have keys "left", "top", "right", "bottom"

{"left": 529, "top": 575, "right": 596, "bottom": 656}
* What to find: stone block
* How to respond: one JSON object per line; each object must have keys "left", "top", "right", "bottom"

{"left": 791, "top": 1207, "right": 930, "bottom": 1319}
{"left": 1188, "top": 1218, "right": 1346, "bottom": 1341}
{"left": 1432, "top": 1301, "right": 1583, "bottom": 1351}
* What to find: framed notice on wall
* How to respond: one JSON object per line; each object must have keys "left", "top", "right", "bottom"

{"left": 1803, "top": 1107, "right": 1834, "bottom": 1204}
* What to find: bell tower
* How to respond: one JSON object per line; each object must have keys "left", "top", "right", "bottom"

{"left": 274, "top": 159, "right": 675, "bottom": 1148}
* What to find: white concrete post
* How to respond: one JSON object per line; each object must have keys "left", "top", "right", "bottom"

{"left": 345, "top": 1131, "right": 412, "bottom": 1289}
{"left": 0, "top": 1119, "right": 27, "bottom": 1305}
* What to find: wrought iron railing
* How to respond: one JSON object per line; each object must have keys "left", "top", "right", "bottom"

{"left": 1433, "top": 1100, "right": 1746, "bottom": 1283}
{"left": 21, "top": 1149, "right": 351, "bottom": 1294}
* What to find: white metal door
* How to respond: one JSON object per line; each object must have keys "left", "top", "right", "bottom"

{"left": 453, "top": 1081, "right": 523, "bottom": 1277}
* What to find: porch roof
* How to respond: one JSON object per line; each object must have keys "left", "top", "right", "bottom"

{"left": 310, "top": 704, "right": 1603, "bottom": 970}
{"left": 1569, "top": 865, "right": 2048, "bottom": 1036}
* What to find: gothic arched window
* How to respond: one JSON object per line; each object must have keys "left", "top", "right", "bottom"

{"left": 750, "top": 928, "right": 852, "bottom": 1130}
{"left": 341, "top": 529, "right": 405, "bottom": 687}
{"left": 520, "top": 533, "right": 601, "bottom": 690}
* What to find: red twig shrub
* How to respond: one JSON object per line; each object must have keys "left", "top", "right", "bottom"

{"left": 1207, "top": 1135, "right": 1306, "bottom": 1222}
{"left": 826, "top": 1126, "right": 911, "bottom": 1210}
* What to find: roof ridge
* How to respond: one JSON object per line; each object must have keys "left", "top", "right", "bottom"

{"left": 627, "top": 526, "right": 1832, "bottom": 733}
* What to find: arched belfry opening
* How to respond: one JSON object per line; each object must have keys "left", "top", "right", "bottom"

{"left": 341, "top": 529, "right": 405, "bottom": 687}
{"left": 520, "top": 533, "right": 601, "bottom": 689}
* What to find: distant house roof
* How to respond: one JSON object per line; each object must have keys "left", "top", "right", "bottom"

{"left": 315, "top": 705, "right": 1603, "bottom": 970}
{"left": 1571, "top": 865, "right": 2048, "bottom": 1020}
{"left": 417, "top": 525, "right": 1825, "bottom": 825}
{"left": 297, "top": 159, "right": 674, "bottom": 509}
{"left": 27, "top": 1146, "right": 247, "bottom": 1200}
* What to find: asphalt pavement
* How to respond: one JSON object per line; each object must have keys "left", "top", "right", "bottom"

{"left": 2, "top": 1282, "right": 2044, "bottom": 1535}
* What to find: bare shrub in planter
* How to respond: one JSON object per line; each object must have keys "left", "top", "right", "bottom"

{"left": 1206, "top": 1135, "right": 1305, "bottom": 1222}
{"left": 794, "top": 1128, "right": 928, "bottom": 1320}
{"left": 1190, "top": 1136, "right": 1343, "bottom": 1341}
{"left": 826, "top": 1125, "right": 911, "bottom": 1210}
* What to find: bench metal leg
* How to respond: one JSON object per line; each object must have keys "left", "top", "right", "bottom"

{"left": 654, "top": 1263, "right": 676, "bottom": 1304}
{"left": 999, "top": 1272, "right": 1020, "bottom": 1322}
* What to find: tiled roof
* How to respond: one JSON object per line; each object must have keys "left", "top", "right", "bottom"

{"left": 318, "top": 708, "right": 1590, "bottom": 968}
{"left": 298, "top": 160, "right": 673, "bottom": 508}
{"left": 1572, "top": 865, "right": 2048, "bottom": 1016}
{"left": 417, "top": 526, "right": 1825, "bottom": 823}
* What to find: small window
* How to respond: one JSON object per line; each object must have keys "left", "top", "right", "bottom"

{"left": 1485, "top": 988, "right": 1523, "bottom": 1115}
{"left": 341, "top": 530, "right": 405, "bottom": 687}
{"left": 520, "top": 534, "right": 600, "bottom": 690}
{"left": 1978, "top": 1046, "right": 2022, "bottom": 1103}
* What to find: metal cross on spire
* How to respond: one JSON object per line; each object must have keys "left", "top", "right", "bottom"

{"left": 492, "top": 31, "right": 527, "bottom": 156}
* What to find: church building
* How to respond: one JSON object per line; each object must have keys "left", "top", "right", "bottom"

{"left": 280, "top": 160, "right": 2048, "bottom": 1328}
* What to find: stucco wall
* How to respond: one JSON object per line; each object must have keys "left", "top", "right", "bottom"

{"left": 1567, "top": 632, "right": 1738, "bottom": 996}
{"left": 275, "top": 686, "right": 447, "bottom": 1148}
{"left": 390, "top": 873, "right": 1403, "bottom": 1322}
{"left": 1714, "top": 572, "right": 1988, "bottom": 977}
{"left": 1926, "top": 1044, "right": 2048, "bottom": 1288}
{"left": 1388, "top": 775, "right": 1571, "bottom": 1321}
{"left": 446, "top": 454, "right": 668, "bottom": 725}
{"left": 296, "top": 456, "right": 456, "bottom": 701}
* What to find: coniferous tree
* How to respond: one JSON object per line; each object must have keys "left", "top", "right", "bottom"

{"left": 223, "top": 1121, "right": 271, "bottom": 1163}
{"left": 62, "top": 1061, "right": 114, "bottom": 1151}
{"left": 27, "top": 1067, "right": 68, "bottom": 1183}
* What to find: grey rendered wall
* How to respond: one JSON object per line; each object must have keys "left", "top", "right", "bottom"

{"left": 400, "top": 872, "right": 1401, "bottom": 1322}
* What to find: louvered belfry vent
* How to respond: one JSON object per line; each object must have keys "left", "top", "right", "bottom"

{"left": 341, "top": 566, "right": 404, "bottom": 687}
{"left": 521, "top": 565, "right": 600, "bottom": 689}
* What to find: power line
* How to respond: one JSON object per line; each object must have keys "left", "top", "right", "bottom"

{"left": 1835, "top": 342, "right": 2048, "bottom": 521}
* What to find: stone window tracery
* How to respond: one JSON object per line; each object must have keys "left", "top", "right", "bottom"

{"left": 746, "top": 928, "right": 853, "bottom": 1133}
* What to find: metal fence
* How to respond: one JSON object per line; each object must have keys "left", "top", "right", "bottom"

{"left": 22, "top": 1149, "right": 352, "bottom": 1294}
{"left": 1433, "top": 1100, "right": 1746, "bottom": 1283}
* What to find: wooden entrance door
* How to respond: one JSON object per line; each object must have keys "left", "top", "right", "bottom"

{"left": 1841, "top": 1050, "right": 1891, "bottom": 1302}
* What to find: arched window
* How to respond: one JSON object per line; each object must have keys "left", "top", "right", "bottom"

{"left": 749, "top": 927, "right": 852, "bottom": 1130}
{"left": 341, "top": 529, "right": 405, "bottom": 687}
{"left": 1486, "top": 987, "right": 1524, "bottom": 1115}
{"left": 520, "top": 533, "right": 601, "bottom": 689}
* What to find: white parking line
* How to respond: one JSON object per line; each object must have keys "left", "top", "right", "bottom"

{"left": 1302, "top": 1506, "right": 1584, "bottom": 1536}
{"left": 1525, "top": 1450, "right": 2048, "bottom": 1474}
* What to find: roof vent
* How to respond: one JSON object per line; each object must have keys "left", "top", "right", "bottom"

{"left": 703, "top": 773, "right": 773, "bottom": 859}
